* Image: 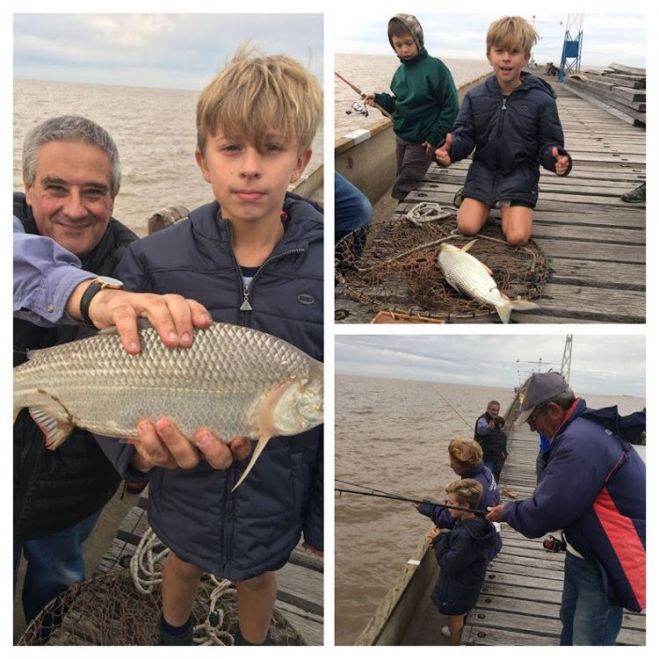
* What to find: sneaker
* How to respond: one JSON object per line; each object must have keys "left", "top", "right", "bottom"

{"left": 441, "top": 626, "right": 450, "bottom": 638}
{"left": 621, "top": 182, "right": 646, "bottom": 203}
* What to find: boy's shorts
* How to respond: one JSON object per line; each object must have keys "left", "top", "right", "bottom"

{"left": 463, "top": 160, "right": 539, "bottom": 208}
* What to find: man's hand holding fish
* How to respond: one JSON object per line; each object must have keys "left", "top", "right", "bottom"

{"left": 127, "top": 417, "right": 252, "bottom": 472}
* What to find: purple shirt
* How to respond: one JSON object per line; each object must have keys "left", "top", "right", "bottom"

{"left": 13, "top": 215, "right": 94, "bottom": 326}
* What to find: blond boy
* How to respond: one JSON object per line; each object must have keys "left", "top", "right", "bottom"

{"left": 99, "top": 49, "right": 323, "bottom": 645}
{"left": 435, "top": 16, "right": 572, "bottom": 244}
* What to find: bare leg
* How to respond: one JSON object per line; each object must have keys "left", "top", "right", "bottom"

{"left": 236, "top": 571, "right": 277, "bottom": 644}
{"left": 161, "top": 551, "right": 204, "bottom": 626}
{"left": 447, "top": 613, "right": 465, "bottom": 645}
{"left": 501, "top": 206, "right": 533, "bottom": 245}
{"left": 457, "top": 198, "right": 490, "bottom": 236}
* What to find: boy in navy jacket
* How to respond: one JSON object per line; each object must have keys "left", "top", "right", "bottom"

{"left": 98, "top": 49, "right": 323, "bottom": 645}
{"left": 435, "top": 16, "right": 572, "bottom": 244}
{"left": 429, "top": 479, "right": 496, "bottom": 645}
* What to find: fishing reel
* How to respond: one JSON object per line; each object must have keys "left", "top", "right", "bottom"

{"left": 345, "top": 101, "right": 369, "bottom": 117}
{"left": 542, "top": 534, "right": 566, "bottom": 553}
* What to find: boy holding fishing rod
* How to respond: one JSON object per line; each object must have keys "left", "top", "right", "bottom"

{"left": 98, "top": 47, "right": 323, "bottom": 645}
{"left": 427, "top": 479, "right": 496, "bottom": 645}
{"left": 363, "top": 14, "right": 459, "bottom": 201}
{"left": 434, "top": 15, "right": 572, "bottom": 245}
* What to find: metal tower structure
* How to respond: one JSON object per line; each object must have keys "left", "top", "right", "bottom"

{"left": 559, "top": 14, "right": 584, "bottom": 82}
{"left": 560, "top": 334, "right": 574, "bottom": 385}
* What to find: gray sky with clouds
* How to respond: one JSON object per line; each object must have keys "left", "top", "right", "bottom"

{"left": 335, "top": 12, "right": 646, "bottom": 68}
{"left": 13, "top": 13, "right": 323, "bottom": 89}
{"left": 335, "top": 335, "right": 645, "bottom": 397}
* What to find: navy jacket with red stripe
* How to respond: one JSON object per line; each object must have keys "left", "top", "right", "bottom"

{"left": 503, "top": 399, "right": 646, "bottom": 612}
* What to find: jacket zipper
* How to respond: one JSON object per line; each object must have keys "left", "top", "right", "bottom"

{"left": 237, "top": 248, "right": 305, "bottom": 319}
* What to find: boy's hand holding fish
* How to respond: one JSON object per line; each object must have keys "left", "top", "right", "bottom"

{"left": 128, "top": 418, "right": 252, "bottom": 472}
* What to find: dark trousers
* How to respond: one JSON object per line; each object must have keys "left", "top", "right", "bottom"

{"left": 393, "top": 136, "right": 434, "bottom": 200}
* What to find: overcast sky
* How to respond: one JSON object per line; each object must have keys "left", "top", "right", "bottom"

{"left": 335, "top": 335, "right": 645, "bottom": 397}
{"left": 13, "top": 13, "right": 323, "bottom": 90}
{"left": 335, "top": 12, "right": 646, "bottom": 68}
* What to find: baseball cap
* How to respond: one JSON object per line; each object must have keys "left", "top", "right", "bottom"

{"left": 516, "top": 372, "right": 570, "bottom": 425}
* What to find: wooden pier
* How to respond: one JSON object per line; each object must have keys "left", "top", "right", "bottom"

{"left": 336, "top": 77, "right": 646, "bottom": 323}
{"left": 463, "top": 425, "right": 646, "bottom": 646}
{"left": 94, "top": 494, "right": 323, "bottom": 645}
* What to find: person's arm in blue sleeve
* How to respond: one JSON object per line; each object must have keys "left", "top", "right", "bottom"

{"left": 417, "top": 501, "right": 455, "bottom": 529}
{"left": 503, "top": 433, "right": 609, "bottom": 537}
{"left": 14, "top": 215, "right": 95, "bottom": 326}
{"left": 303, "top": 427, "right": 323, "bottom": 554}
{"left": 475, "top": 416, "right": 490, "bottom": 438}
{"left": 448, "top": 94, "right": 477, "bottom": 162}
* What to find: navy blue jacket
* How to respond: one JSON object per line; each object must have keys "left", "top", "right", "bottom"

{"left": 504, "top": 400, "right": 646, "bottom": 612}
{"left": 431, "top": 517, "right": 497, "bottom": 615}
{"left": 98, "top": 193, "right": 323, "bottom": 580}
{"left": 417, "top": 462, "right": 502, "bottom": 561}
{"left": 450, "top": 72, "right": 572, "bottom": 206}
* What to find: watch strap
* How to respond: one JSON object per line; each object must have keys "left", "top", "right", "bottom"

{"left": 79, "top": 279, "right": 121, "bottom": 327}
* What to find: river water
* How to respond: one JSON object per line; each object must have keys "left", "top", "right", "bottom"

{"left": 13, "top": 78, "right": 323, "bottom": 236}
{"left": 334, "top": 374, "right": 645, "bottom": 644}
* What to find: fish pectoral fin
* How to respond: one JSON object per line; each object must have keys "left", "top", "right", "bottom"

{"left": 480, "top": 262, "right": 494, "bottom": 276}
{"left": 461, "top": 239, "right": 479, "bottom": 252}
{"left": 231, "top": 435, "right": 271, "bottom": 492}
{"left": 29, "top": 406, "right": 75, "bottom": 450}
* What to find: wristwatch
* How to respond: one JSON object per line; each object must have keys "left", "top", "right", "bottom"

{"left": 79, "top": 276, "right": 124, "bottom": 327}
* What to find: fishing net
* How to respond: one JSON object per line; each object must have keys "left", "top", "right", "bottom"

{"left": 336, "top": 207, "right": 548, "bottom": 322}
{"left": 17, "top": 528, "right": 306, "bottom": 646}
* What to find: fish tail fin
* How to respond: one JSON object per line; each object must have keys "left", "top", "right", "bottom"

{"left": 231, "top": 435, "right": 271, "bottom": 492}
{"left": 496, "top": 298, "right": 539, "bottom": 323}
{"left": 495, "top": 302, "right": 512, "bottom": 324}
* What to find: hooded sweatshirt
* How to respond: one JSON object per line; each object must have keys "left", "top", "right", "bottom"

{"left": 431, "top": 516, "right": 497, "bottom": 615}
{"left": 374, "top": 14, "right": 459, "bottom": 147}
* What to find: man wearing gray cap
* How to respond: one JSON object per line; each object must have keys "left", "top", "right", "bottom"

{"left": 487, "top": 372, "right": 645, "bottom": 645}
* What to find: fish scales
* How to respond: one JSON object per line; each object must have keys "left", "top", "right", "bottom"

{"left": 14, "top": 322, "right": 323, "bottom": 444}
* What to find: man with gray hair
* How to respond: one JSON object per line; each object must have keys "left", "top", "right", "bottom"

{"left": 14, "top": 114, "right": 224, "bottom": 635}
{"left": 487, "top": 372, "right": 645, "bottom": 645}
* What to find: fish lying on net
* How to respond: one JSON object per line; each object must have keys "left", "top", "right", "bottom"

{"left": 14, "top": 322, "right": 324, "bottom": 489}
{"left": 438, "top": 240, "right": 538, "bottom": 323}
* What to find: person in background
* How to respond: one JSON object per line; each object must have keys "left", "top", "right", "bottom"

{"left": 427, "top": 479, "right": 496, "bottom": 645}
{"left": 365, "top": 13, "right": 459, "bottom": 202}
{"left": 334, "top": 172, "right": 372, "bottom": 264}
{"left": 487, "top": 372, "right": 645, "bottom": 645}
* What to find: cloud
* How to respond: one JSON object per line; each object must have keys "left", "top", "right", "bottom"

{"left": 13, "top": 13, "right": 324, "bottom": 89}
{"left": 336, "top": 335, "right": 645, "bottom": 396}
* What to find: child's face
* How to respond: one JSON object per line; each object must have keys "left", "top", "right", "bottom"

{"left": 447, "top": 494, "right": 465, "bottom": 519}
{"left": 195, "top": 131, "right": 311, "bottom": 226}
{"left": 392, "top": 33, "right": 419, "bottom": 60}
{"left": 487, "top": 45, "right": 530, "bottom": 88}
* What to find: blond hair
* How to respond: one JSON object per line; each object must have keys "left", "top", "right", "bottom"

{"left": 446, "top": 478, "right": 483, "bottom": 510}
{"left": 448, "top": 438, "right": 483, "bottom": 468}
{"left": 486, "top": 16, "right": 539, "bottom": 57}
{"left": 196, "top": 47, "right": 322, "bottom": 154}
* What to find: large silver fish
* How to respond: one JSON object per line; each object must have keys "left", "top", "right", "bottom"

{"left": 14, "top": 322, "right": 323, "bottom": 489}
{"left": 438, "top": 240, "right": 538, "bottom": 323}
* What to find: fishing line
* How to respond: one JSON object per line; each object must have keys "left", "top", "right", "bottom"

{"left": 335, "top": 481, "right": 488, "bottom": 516}
{"left": 434, "top": 385, "right": 474, "bottom": 433}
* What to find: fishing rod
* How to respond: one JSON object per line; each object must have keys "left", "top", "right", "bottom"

{"left": 434, "top": 387, "right": 474, "bottom": 433}
{"left": 334, "top": 71, "right": 393, "bottom": 120}
{"left": 335, "top": 481, "right": 488, "bottom": 516}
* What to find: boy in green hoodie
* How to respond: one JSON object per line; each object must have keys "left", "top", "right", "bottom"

{"left": 365, "top": 14, "right": 459, "bottom": 201}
